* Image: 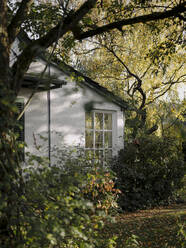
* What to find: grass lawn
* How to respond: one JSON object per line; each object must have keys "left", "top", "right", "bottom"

{"left": 104, "top": 204, "right": 186, "bottom": 248}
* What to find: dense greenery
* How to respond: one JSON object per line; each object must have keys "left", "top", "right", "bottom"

{"left": 0, "top": 0, "right": 185, "bottom": 245}
{"left": 112, "top": 135, "right": 186, "bottom": 211}
{"left": 0, "top": 152, "right": 119, "bottom": 248}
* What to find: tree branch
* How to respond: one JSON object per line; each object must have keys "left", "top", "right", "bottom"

{"left": 31, "top": 0, "right": 96, "bottom": 49}
{"left": 8, "top": 0, "right": 34, "bottom": 45}
{"left": 146, "top": 124, "right": 158, "bottom": 135}
{"left": 11, "top": 0, "right": 97, "bottom": 93}
{"left": 100, "top": 43, "right": 146, "bottom": 110}
{"left": 77, "top": 2, "right": 186, "bottom": 40}
{"left": 146, "top": 63, "right": 186, "bottom": 105}
{"left": 147, "top": 76, "right": 186, "bottom": 105}
{"left": 177, "top": 14, "right": 186, "bottom": 21}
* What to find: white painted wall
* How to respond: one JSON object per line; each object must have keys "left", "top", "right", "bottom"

{"left": 18, "top": 59, "right": 125, "bottom": 162}
{"left": 50, "top": 80, "right": 124, "bottom": 153}
{"left": 18, "top": 88, "right": 48, "bottom": 157}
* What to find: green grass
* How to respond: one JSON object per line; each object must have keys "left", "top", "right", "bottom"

{"left": 104, "top": 205, "right": 186, "bottom": 248}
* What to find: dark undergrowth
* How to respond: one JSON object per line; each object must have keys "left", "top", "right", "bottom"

{"left": 104, "top": 204, "right": 186, "bottom": 248}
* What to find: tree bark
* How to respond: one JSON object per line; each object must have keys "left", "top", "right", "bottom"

{"left": 0, "top": 0, "right": 9, "bottom": 83}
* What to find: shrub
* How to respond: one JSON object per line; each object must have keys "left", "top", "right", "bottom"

{"left": 51, "top": 145, "right": 120, "bottom": 214}
{"left": 6, "top": 150, "right": 119, "bottom": 248}
{"left": 111, "top": 135, "right": 186, "bottom": 211}
{"left": 83, "top": 166, "right": 120, "bottom": 214}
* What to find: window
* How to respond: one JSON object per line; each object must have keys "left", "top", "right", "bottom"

{"left": 85, "top": 111, "right": 113, "bottom": 161}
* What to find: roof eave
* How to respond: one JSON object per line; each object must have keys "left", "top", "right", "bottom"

{"left": 22, "top": 74, "right": 67, "bottom": 91}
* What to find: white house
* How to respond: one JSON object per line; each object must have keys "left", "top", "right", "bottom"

{"left": 14, "top": 35, "right": 128, "bottom": 164}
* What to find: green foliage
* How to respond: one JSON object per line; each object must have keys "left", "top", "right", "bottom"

{"left": 111, "top": 135, "right": 186, "bottom": 211}
{"left": 124, "top": 235, "right": 141, "bottom": 248}
{"left": 21, "top": 165, "right": 98, "bottom": 247}
{"left": 83, "top": 166, "right": 120, "bottom": 214}
{"left": 51, "top": 145, "right": 120, "bottom": 214}
{"left": 177, "top": 221, "right": 186, "bottom": 248}
{"left": 0, "top": 96, "right": 26, "bottom": 247}
{"left": 1, "top": 1, "right": 185, "bottom": 248}
{"left": 21, "top": 2, "right": 62, "bottom": 37}
{"left": 178, "top": 175, "right": 186, "bottom": 203}
{"left": 0, "top": 149, "right": 119, "bottom": 248}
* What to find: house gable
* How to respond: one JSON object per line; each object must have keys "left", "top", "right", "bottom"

{"left": 18, "top": 69, "right": 125, "bottom": 161}
{"left": 15, "top": 34, "right": 127, "bottom": 162}
{"left": 23, "top": 55, "right": 128, "bottom": 109}
{"left": 12, "top": 32, "right": 127, "bottom": 109}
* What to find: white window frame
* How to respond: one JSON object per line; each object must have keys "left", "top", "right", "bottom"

{"left": 85, "top": 110, "right": 115, "bottom": 161}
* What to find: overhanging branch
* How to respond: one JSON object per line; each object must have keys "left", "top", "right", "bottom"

{"left": 8, "top": 0, "right": 34, "bottom": 45}
{"left": 99, "top": 42, "right": 146, "bottom": 110}
{"left": 11, "top": 0, "right": 97, "bottom": 92}
{"left": 77, "top": 2, "right": 185, "bottom": 40}
{"left": 32, "top": 0, "right": 96, "bottom": 49}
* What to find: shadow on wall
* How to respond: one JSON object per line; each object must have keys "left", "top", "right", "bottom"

{"left": 24, "top": 80, "right": 121, "bottom": 159}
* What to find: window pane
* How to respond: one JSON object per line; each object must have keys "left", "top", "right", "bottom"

{"left": 85, "top": 112, "right": 93, "bottom": 129}
{"left": 85, "top": 131, "right": 93, "bottom": 148}
{"left": 104, "top": 113, "right": 112, "bottom": 130}
{"left": 95, "top": 131, "right": 103, "bottom": 148}
{"left": 104, "top": 131, "right": 112, "bottom": 148}
{"left": 95, "top": 113, "right": 103, "bottom": 130}
{"left": 85, "top": 150, "right": 94, "bottom": 159}
{"left": 95, "top": 150, "right": 104, "bottom": 160}
{"left": 105, "top": 149, "right": 112, "bottom": 161}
